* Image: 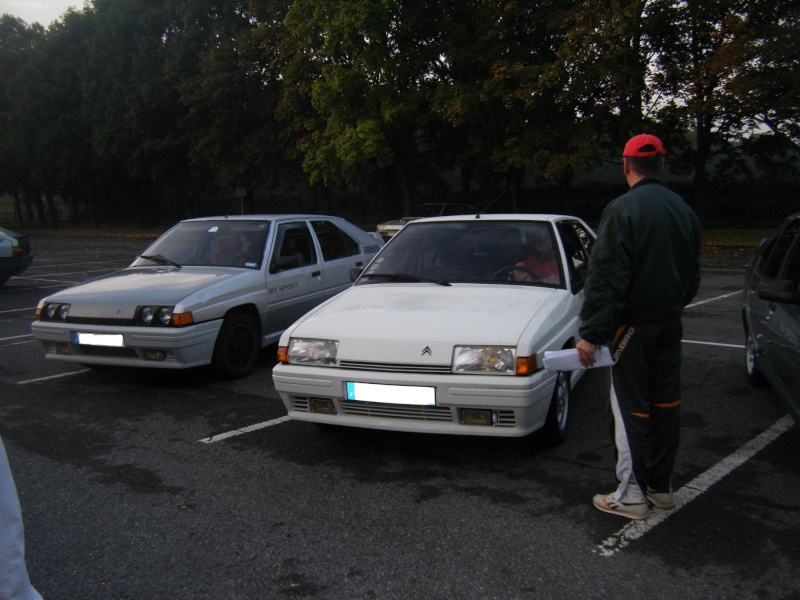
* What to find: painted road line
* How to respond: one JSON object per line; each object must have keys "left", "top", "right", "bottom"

{"left": 0, "top": 307, "right": 36, "bottom": 315}
{"left": 18, "top": 370, "right": 91, "bottom": 385}
{"left": 685, "top": 291, "right": 739, "bottom": 309}
{"left": 0, "top": 334, "right": 33, "bottom": 342}
{"left": 682, "top": 339, "right": 745, "bottom": 349}
{"left": 596, "top": 414, "right": 794, "bottom": 557}
{"left": 199, "top": 416, "right": 292, "bottom": 444}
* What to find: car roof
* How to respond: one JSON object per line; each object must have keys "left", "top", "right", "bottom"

{"left": 180, "top": 214, "right": 343, "bottom": 223}
{"left": 409, "top": 213, "right": 574, "bottom": 225}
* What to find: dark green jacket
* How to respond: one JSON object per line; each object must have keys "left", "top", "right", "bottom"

{"left": 579, "top": 177, "right": 703, "bottom": 345}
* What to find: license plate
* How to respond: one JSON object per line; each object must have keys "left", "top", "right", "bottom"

{"left": 72, "top": 332, "right": 125, "bottom": 348}
{"left": 345, "top": 382, "right": 436, "bottom": 406}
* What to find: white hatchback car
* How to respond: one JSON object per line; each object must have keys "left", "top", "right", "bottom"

{"left": 32, "top": 215, "right": 382, "bottom": 378}
{"left": 273, "top": 214, "right": 596, "bottom": 444}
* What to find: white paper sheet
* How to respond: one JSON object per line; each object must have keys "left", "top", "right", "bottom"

{"left": 543, "top": 346, "right": 614, "bottom": 372}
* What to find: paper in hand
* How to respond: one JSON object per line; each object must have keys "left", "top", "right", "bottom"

{"left": 543, "top": 346, "right": 614, "bottom": 372}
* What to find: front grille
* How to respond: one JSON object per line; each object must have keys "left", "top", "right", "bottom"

{"left": 340, "top": 402, "right": 453, "bottom": 421}
{"left": 338, "top": 360, "right": 451, "bottom": 374}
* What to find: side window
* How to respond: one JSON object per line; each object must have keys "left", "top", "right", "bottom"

{"left": 311, "top": 220, "right": 360, "bottom": 261}
{"left": 763, "top": 218, "right": 800, "bottom": 279}
{"left": 557, "top": 221, "right": 592, "bottom": 293}
{"left": 781, "top": 237, "right": 800, "bottom": 286}
{"left": 270, "top": 222, "right": 317, "bottom": 271}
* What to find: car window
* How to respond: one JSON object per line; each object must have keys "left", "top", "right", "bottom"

{"left": 360, "top": 221, "right": 564, "bottom": 287}
{"left": 557, "top": 221, "right": 592, "bottom": 292}
{"left": 762, "top": 218, "right": 800, "bottom": 279}
{"left": 271, "top": 222, "right": 317, "bottom": 271}
{"left": 134, "top": 220, "right": 270, "bottom": 268}
{"left": 782, "top": 236, "right": 800, "bottom": 286}
{"left": 311, "top": 220, "right": 360, "bottom": 261}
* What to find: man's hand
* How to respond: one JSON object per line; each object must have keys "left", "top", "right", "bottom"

{"left": 576, "top": 339, "right": 597, "bottom": 368}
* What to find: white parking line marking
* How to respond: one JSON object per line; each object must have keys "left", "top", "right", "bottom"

{"left": 685, "top": 291, "right": 739, "bottom": 309}
{"left": 596, "top": 414, "right": 793, "bottom": 557}
{"left": 0, "top": 334, "right": 33, "bottom": 342}
{"left": 199, "top": 416, "right": 291, "bottom": 444}
{"left": 0, "top": 307, "right": 36, "bottom": 315}
{"left": 18, "top": 370, "right": 90, "bottom": 385}
{"left": 682, "top": 339, "right": 745, "bottom": 349}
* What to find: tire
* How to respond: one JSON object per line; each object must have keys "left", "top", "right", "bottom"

{"left": 542, "top": 370, "right": 570, "bottom": 445}
{"left": 212, "top": 312, "right": 260, "bottom": 379}
{"left": 745, "top": 328, "right": 767, "bottom": 388}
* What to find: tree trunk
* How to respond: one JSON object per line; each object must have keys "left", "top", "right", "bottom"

{"left": 45, "top": 190, "right": 59, "bottom": 229}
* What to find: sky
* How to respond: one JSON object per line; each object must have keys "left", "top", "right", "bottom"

{"left": 0, "top": 0, "right": 81, "bottom": 26}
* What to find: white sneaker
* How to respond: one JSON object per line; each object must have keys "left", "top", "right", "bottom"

{"left": 593, "top": 492, "right": 649, "bottom": 520}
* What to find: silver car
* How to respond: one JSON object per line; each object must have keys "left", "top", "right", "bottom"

{"left": 0, "top": 226, "right": 33, "bottom": 285}
{"left": 742, "top": 211, "right": 800, "bottom": 422}
{"left": 32, "top": 215, "right": 382, "bottom": 378}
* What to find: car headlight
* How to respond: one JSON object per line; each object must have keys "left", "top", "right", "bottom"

{"left": 452, "top": 346, "right": 516, "bottom": 374}
{"left": 38, "top": 303, "right": 71, "bottom": 321}
{"left": 282, "top": 338, "right": 339, "bottom": 365}
{"left": 135, "top": 306, "right": 192, "bottom": 327}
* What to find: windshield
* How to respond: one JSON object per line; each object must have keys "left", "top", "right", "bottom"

{"left": 359, "top": 220, "right": 564, "bottom": 287}
{"left": 132, "top": 220, "right": 271, "bottom": 269}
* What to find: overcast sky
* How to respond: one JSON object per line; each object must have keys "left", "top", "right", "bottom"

{"left": 0, "top": 0, "right": 80, "bottom": 26}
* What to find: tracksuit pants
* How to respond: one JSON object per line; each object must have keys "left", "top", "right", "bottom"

{"left": 607, "top": 317, "right": 683, "bottom": 502}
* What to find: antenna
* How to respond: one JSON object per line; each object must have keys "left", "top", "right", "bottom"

{"left": 475, "top": 188, "right": 509, "bottom": 219}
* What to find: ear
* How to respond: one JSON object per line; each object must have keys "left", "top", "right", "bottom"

{"left": 622, "top": 157, "right": 631, "bottom": 175}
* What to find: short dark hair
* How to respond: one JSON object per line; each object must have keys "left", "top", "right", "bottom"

{"left": 626, "top": 153, "right": 663, "bottom": 177}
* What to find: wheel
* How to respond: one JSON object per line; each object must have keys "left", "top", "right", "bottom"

{"left": 492, "top": 265, "right": 541, "bottom": 281}
{"left": 212, "top": 313, "right": 260, "bottom": 379}
{"left": 542, "top": 370, "right": 570, "bottom": 445}
{"left": 745, "top": 328, "right": 767, "bottom": 387}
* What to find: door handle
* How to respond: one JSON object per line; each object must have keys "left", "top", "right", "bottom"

{"left": 312, "top": 271, "right": 321, "bottom": 277}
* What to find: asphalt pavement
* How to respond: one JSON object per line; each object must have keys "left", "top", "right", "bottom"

{"left": 0, "top": 232, "right": 798, "bottom": 599}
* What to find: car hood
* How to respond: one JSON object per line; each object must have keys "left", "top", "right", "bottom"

{"left": 42, "top": 267, "right": 244, "bottom": 319}
{"left": 288, "top": 283, "right": 562, "bottom": 363}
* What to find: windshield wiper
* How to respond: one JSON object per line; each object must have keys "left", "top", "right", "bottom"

{"left": 140, "top": 254, "right": 181, "bottom": 268}
{"left": 361, "top": 272, "right": 451, "bottom": 286}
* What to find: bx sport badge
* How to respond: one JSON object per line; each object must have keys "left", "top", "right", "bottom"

{"left": 421, "top": 346, "right": 432, "bottom": 356}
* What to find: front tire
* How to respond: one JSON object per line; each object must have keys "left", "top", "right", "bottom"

{"left": 212, "top": 313, "right": 259, "bottom": 379}
{"left": 542, "top": 370, "right": 570, "bottom": 445}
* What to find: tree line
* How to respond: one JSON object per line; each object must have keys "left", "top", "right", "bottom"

{"left": 0, "top": 0, "right": 797, "bottom": 229}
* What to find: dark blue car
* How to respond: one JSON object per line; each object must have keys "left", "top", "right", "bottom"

{"left": 742, "top": 212, "right": 800, "bottom": 423}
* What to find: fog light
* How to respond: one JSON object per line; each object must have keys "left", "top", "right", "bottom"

{"left": 461, "top": 409, "right": 493, "bottom": 426}
{"left": 55, "top": 343, "right": 72, "bottom": 355}
{"left": 311, "top": 399, "right": 337, "bottom": 414}
{"left": 143, "top": 350, "right": 167, "bottom": 361}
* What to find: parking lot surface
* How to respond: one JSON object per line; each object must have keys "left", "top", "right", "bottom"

{"left": 1, "top": 232, "right": 798, "bottom": 599}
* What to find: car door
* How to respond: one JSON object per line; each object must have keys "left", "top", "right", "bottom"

{"left": 264, "top": 221, "right": 325, "bottom": 338}
{"left": 759, "top": 228, "right": 800, "bottom": 407}
{"left": 556, "top": 220, "right": 595, "bottom": 294}
{"left": 310, "top": 219, "right": 370, "bottom": 299}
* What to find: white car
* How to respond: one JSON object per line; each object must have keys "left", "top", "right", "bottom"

{"left": 31, "top": 215, "right": 382, "bottom": 378}
{"left": 273, "top": 214, "right": 596, "bottom": 443}
{"left": 0, "top": 226, "right": 33, "bottom": 285}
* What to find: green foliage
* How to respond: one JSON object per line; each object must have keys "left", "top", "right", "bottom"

{"left": 0, "top": 0, "right": 797, "bottom": 227}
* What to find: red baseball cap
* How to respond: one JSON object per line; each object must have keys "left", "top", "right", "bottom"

{"left": 623, "top": 134, "right": 666, "bottom": 157}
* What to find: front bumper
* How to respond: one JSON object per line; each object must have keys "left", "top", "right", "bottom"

{"left": 272, "top": 363, "right": 556, "bottom": 436}
{"left": 31, "top": 319, "right": 223, "bottom": 369}
{"left": 0, "top": 254, "right": 33, "bottom": 279}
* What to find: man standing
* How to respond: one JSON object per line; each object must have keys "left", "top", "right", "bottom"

{"left": 576, "top": 134, "right": 702, "bottom": 520}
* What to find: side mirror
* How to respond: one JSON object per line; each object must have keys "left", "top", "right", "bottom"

{"left": 757, "top": 279, "right": 800, "bottom": 304}
{"left": 349, "top": 267, "right": 363, "bottom": 282}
